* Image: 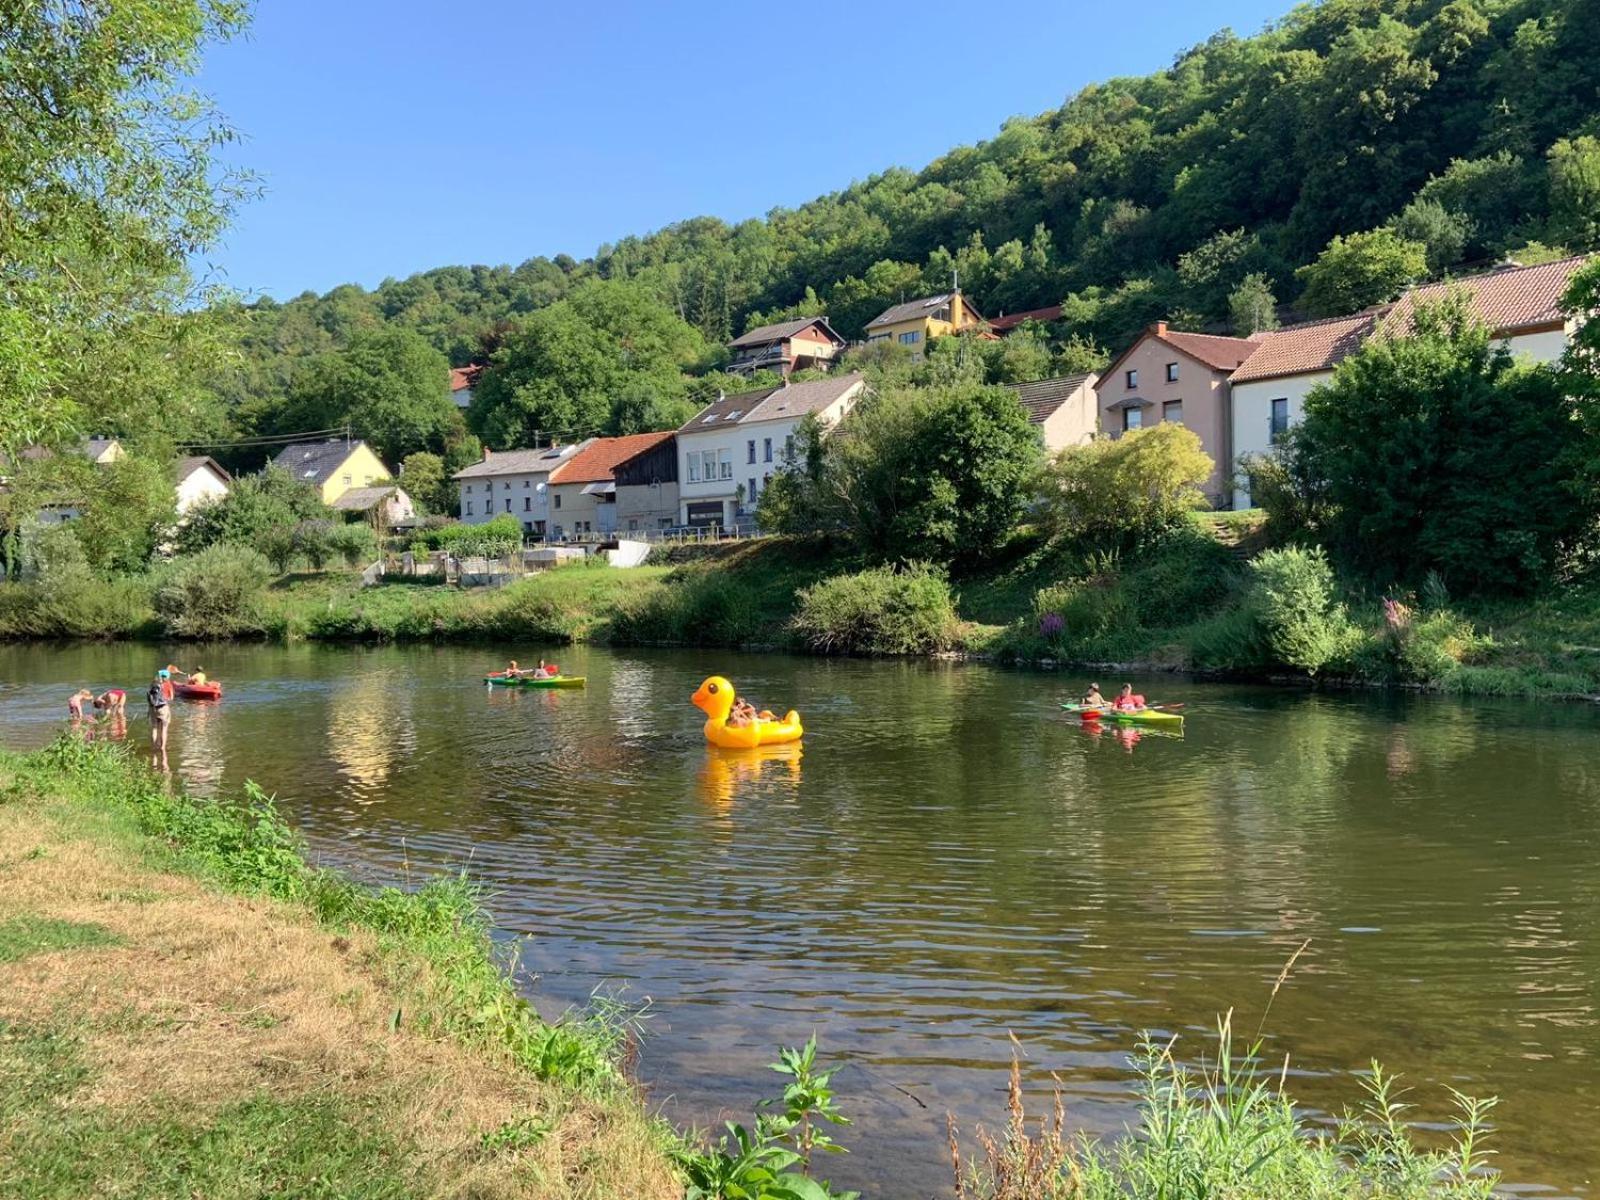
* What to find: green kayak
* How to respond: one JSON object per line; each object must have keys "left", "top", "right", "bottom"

{"left": 1061, "top": 702, "right": 1183, "bottom": 727}
{"left": 484, "top": 674, "right": 586, "bottom": 689}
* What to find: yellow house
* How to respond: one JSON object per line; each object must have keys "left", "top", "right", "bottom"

{"left": 863, "top": 290, "right": 984, "bottom": 360}
{"left": 271, "top": 439, "right": 392, "bottom": 505}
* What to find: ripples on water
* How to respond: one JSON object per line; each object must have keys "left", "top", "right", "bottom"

{"left": 2, "top": 642, "right": 1597, "bottom": 1198}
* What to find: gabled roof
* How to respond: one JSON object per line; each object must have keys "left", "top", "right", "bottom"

{"left": 730, "top": 317, "right": 844, "bottom": 348}
{"left": 271, "top": 439, "right": 376, "bottom": 486}
{"left": 744, "top": 373, "right": 865, "bottom": 422}
{"left": 1098, "top": 323, "right": 1261, "bottom": 393}
{"left": 989, "top": 305, "right": 1064, "bottom": 333}
{"left": 174, "top": 455, "right": 231, "bottom": 485}
{"left": 331, "top": 484, "right": 408, "bottom": 512}
{"left": 1229, "top": 312, "right": 1381, "bottom": 384}
{"left": 451, "top": 445, "right": 573, "bottom": 480}
{"left": 550, "top": 431, "right": 677, "bottom": 485}
{"left": 678, "top": 385, "right": 781, "bottom": 432}
{"left": 449, "top": 364, "right": 483, "bottom": 392}
{"left": 1007, "top": 373, "right": 1097, "bottom": 423}
{"left": 1379, "top": 254, "right": 1589, "bottom": 339}
{"left": 868, "top": 289, "right": 994, "bottom": 328}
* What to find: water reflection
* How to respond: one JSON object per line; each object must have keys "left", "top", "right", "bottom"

{"left": 0, "top": 643, "right": 1597, "bottom": 1198}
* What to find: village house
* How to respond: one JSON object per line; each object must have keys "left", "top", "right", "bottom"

{"left": 676, "top": 373, "right": 867, "bottom": 528}
{"left": 450, "top": 364, "right": 482, "bottom": 410}
{"left": 451, "top": 444, "right": 577, "bottom": 535}
{"left": 1229, "top": 255, "right": 1592, "bottom": 507}
{"left": 331, "top": 484, "right": 415, "bottom": 529}
{"left": 1006, "top": 373, "right": 1100, "bottom": 453}
{"left": 727, "top": 317, "right": 845, "bottom": 377}
{"left": 1095, "top": 323, "right": 1261, "bottom": 505}
{"left": 864, "top": 291, "right": 983, "bottom": 360}
{"left": 271, "top": 439, "right": 392, "bottom": 506}
{"left": 612, "top": 433, "right": 679, "bottom": 534}
{"left": 173, "top": 456, "right": 231, "bottom": 515}
{"left": 546, "top": 431, "right": 678, "bottom": 539}
{"left": 988, "top": 304, "right": 1064, "bottom": 335}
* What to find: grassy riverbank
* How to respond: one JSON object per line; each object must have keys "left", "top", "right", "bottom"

{"left": 0, "top": 737, "right": 677, "bottom": 1199}
{"left": 3, "top": 526, "right": 1598, "bottom": 697}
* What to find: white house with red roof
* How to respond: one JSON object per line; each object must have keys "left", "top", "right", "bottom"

{"left": 1228, "top": 255, "right": 1591, "bottom": 507}
{"left": 449, "top": 364, "right": 483, "bottom": 410}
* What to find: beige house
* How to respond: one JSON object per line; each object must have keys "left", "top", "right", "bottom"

{"left": 727, "top": 317, "right": 845, "bottom": 377}
{"left": 864, "top": 291, "right": 983, "bottom": 360}
{"left": 1096, "top": 323, "right": 1261, "bottom": 505}
{"left": 1229, "top": 255, "right": 1593, "bottom": 507}
{"left": 1007, "top": 373, "right": 1099, "bottom": 453}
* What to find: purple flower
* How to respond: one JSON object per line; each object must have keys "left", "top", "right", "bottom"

{"left": 1039, "top": 612, "right": 1065, "bottom": 638}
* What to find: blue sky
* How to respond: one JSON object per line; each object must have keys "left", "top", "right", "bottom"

{"left": 197, "top": 0, "right": 1291, "bottom": 300}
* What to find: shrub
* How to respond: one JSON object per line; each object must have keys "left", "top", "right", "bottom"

{"left": 326, "top": 522, "right": 376, "bottom": 568}
{"left": 1038, "top": 424, "right": 1215, "bottom": 550}
{"left": 607, "top": 569, "right": 765, "bottom": 646}
{"left": 792, "top": 563, "right": 958, "bottom": 655}
{"left": 1247, "top": 546, "right": 1354, "bottom": 675}
{"left": 293, "top": 519, "right": 336, "bottom": 571}
{"left": 153, "top": 544, "right": 272, "bottom": 638}
{"left": 1119, "top": 530, "right": 1238, "bottom": 627}
{"left": 1032, "top": 575, "right": 1132, "bottom": 645}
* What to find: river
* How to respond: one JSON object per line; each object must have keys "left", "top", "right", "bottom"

{"left": 2, "top": 641, "right": 1597, "bottom": 1197}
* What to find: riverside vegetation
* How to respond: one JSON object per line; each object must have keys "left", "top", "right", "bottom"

{"left": 2, "top": 737, "right": 1511, "bottom": 1199}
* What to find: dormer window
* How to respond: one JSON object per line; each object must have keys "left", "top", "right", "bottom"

{"left": 726, "top": 410, "right": 741, "bottom": 420}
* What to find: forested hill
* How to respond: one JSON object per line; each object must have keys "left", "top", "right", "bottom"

{"left": 219, "top": 0, "right": 1598, "bottom": 424}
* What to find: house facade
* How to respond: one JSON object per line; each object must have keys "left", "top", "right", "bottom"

{"left": 1229, "top": 255, "right": 1592, "bottom": 508}
{"left": 1096, "top": 323, "right": 1261, "bottom": 505}
{"left": 450, "top": 364, "right": 483, "bottom": 410}
{"left": 546, "top": 431, "right": 677, "bottom": 539}
{"left": 864, "top": 292, "right": 982, "bottom": 360}
{"left": 676, "top": 373, "right": 867, "bottom": 528}
{"left": 332, "top": 484, "right": 415, "bottom": 527}
{"left": 272, "top": 439, "right": 392, "bottom": 506}
{"left": 613, "top": 434, "right": 679, "bottom": 534}
{"left": 1007, "top": 373, "right": 1100, "bottom": 453}
{"left": 727, "top": 317, "right": 845, "bottom": 377}
{"left": 451, "top": 445, "right": 576, "bottom": 535}
{"left": 174, "top": 457, "right": 231, "bottom": 515}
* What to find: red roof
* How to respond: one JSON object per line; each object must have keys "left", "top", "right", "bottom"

{"left": 549, "top": 431, "right": 676, "bottom": 485}
{"left": 450, "top": 364, "right": 483, "bottom": 392}
{"left": 1379, "top": 255, "right": 1588, "bottom": 339}
{"left": 1160, "top": 329, "right": 1261, "bottom": 371}
{"left": 989, "top": 305, "right": 1064, "bottom": 333}
{"left": 1230, "top": 312, "right": 1381, "bottom": 384}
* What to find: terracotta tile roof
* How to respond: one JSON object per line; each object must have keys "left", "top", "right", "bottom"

{"left": 1229, "top": 312, "right": 1382, "bottom": 384}
{"left": 1161, "top": 330, "right": 1262, "bottom": 371}
{"left": 730, "top": 317, "right": 843, "bottom": 348}
{"left": 1380, "top": 255, "right": 1589, "bottom": 338}
{"left": 449, "top": 364, "right": 483, "bottom": 392}
{"left": 1007, "top": 373, "right": 1096, "bottom": 423}
{"left": 988, "top": 305, "right": 1064, "bottom": 333}
{"left": 550, "top": 431, "right": 677, "bottom": 485}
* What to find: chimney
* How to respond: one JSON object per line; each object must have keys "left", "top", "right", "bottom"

{"left": 482, "top": 446, "right": 492, "bottom": 462}
{"left": 1154, "top": 321, "right": 1168, "bottom": 336}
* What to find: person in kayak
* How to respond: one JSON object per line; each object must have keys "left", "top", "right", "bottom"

{"left": 532, "top": 658, "right": 556, "bottom": 679}
{"left": 1113, "top": 684, "right": 1147, "bottom": 712}
{"left": 504, "top": 660, "right": 526, "bottom": 679}
{"left": 1080, "top": 682, "right": 1108, "bottom": 710}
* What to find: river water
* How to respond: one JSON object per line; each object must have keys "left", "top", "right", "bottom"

{"left": 3, "top": 641, "right": 1597, "bottom": 1197}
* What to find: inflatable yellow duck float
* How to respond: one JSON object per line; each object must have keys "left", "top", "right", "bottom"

{"left": 691, "top": 675, "right": 803, "bottom": 749}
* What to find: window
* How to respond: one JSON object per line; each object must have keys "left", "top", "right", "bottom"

{"left": 524, "top": 521, "right": 534, "bottom": 533}
{"left": 763, "top": 437, "right": 772, "bottom": 462}
{"left": 363, "top": 475, "right": 373, "bottom": 486}
{"left": 898, "top": 330, "right": 921, "bottom": 345}
{"left": 718, "top": 449, "right": 733, "bottom": 480}
{"left": 1125, "top": 369, "right": 1137, "bottom": 389}
{"left": 701, "top": 449, "right": 717, "bottom": 482}
{"left": 523, "top": 479, "right": 530, "bottom": 488}
{"left": 628, "top": 519, "right": 638, "bottom": 531}
{"left": 503, "top": 481, "right": 511, "bottom": 490}
{"left": 1123, "top": 407, "right": 1143, "bottom": 432}
{"left": 688, "top": 454, "right": 701, "bottom": 483}
{"left": 747, "top": 477, "right": 757, "bottom": 505}
{"left": 1165, "top": 362, "right": 1179, "bottom": 382}
{"left": 1162, "top": 400, "right": 1183, "bottom": 425}
{"left": 554, "top": 493, "right": 562, "bottom": 509}
{"left": 523, "top": 497, "right": 531, "bottom": 512}
{"left": 1270, "top": 398, "right": 1290, "bottom": 444}
{"left": 866, "top": 332, "right": 889, "bottom": 344}
{"left": 747, "top": 439, "right": 756, "bottom": 464}
{"left": 504, "top": 498, "right": 511, "bottom": 513}
{"left": 466, "top": 501, "right": 474, "bottom": 516}
{"left": 342, "top": 473, "right": 352, "bottom": 486}
{"left": 463, "top": 484, "right": 471, "bottom": 494}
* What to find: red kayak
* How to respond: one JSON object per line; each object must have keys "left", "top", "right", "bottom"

{"left": 174, "top": 681, "right": 222, "bottom": 700}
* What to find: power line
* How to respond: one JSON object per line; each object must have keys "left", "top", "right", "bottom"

{"left": 173, "top": 426, "right": 350, "bottom": 450}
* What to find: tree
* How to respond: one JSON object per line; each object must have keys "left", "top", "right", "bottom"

{"left": 1037, "top": 424, "right": 1215, "bottom": 549}
{"left": 1546, "top": 135, "right": 1600, "bottom": 250}
{"left": 399, "top": 452, "right": 448, "bottom": 517}
{"left": 1389, "top": 199, "right": 1473, "bottom": 274}
{"left": 177, "top": 466, "right": 331, "bottom": 555}
{"left": 0, "top": 2, "right": 250, "bottom": 461}
{"left": 1297, "top": 293, "right": 1594, "bottom": 594}
{"left": 1229, "top": 274, "right": 1281, "bottom": 335}
{"left": 75, "top": 457, "right": 178, "bottom": 574}
{"left": 1296, "top": 230, "right": 1428, "bottom": 318}
{"left": 283, "top": 328, "right": 456, "bottom": 463}
{"left": 470, "top": 280, "right": 702, "bottom": 448}
{"left": 759, "top": 384, "right": 1043, "bottom": 567}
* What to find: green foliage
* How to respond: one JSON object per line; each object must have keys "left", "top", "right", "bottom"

{"left": 1389, "top": 198, "right": 1472, "bottom": 274}
{"left": 1545, "top": 135, "right": 1600, "bottom": 250}
{"left": 1228, "top": 273, "right": 1280, "bottom": 336}
{"left": 1296, "top": 229, "right": 1428, "bottom": 317}
{"left": 761, "top": 384, "right": 1043, "bottom": 568}
{"left": 1298, "top": 294, "right": 1595, "bottom": 593}
{"left": 607, "top": 569, "right": 766, "bottom": 647}
{"left": 1037, "top": 424, "right": 1215, "bottom": 550}
{"left": 678, "top": 1036, "right": 858, "bottom": 1200}
{"left": 792, "top": 564, "right": 959, "bottom": 655}
{"left": 1412, "top": 153, "right": 1534, "bottom": 259}
{"left": 470, "top": 279, "right": 704, "bottom": 446}
{"left": 0, "top": 917, "right": 120, "bottom": 964}
{"left": 74, "top": 457, "right": 178, "bottom": 574}
{"left": 1247, "top": 546, "right": 1355, "bottom": 675}
{"left": 326, "top": 522, "right": 377, "bottom": 568}
{"left": 152, "top": 544, "right": 272, "bottom": 638}
{"left": 275, "top": 327, "right": 458, "bottom": 463}
{"left": 177, "top": 466, "right": 332, "bottom": 555}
